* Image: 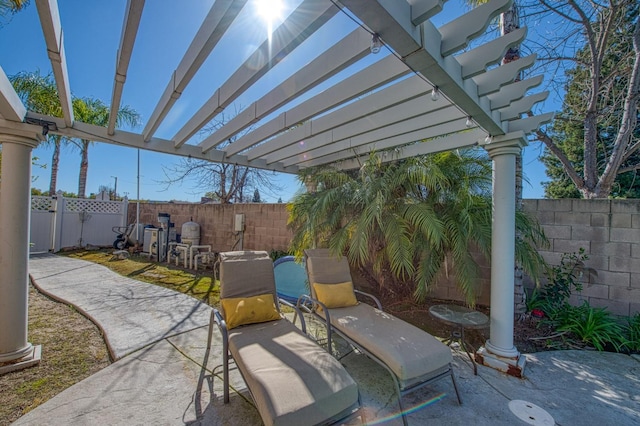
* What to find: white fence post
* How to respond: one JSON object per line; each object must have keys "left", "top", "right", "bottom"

{"left": 52, "top": 191, "right": 64, "bottom": 252}
{"left": 122, "top": 196, "right": 129, "bottom": 227}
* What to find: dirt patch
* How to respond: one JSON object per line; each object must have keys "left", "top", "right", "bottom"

{"left": 0, "top": 285, "right": 110, "bottom": 425}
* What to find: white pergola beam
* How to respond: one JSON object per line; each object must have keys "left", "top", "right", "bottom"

{"left": 23, "top": 112, "right": 295, "bottom": 173}
{"left": 335, "top": 127, "right": 485, "bottom": 170}
{"left": 0, "top": 66, "right": 27, "bottom": 122}
{"left": 507, "top": 112, "right": 554, "bottom": 134}
{"left": 297, "top": 119, "right": 471, "bottom": 169}
{"left": 439, "top": 0, "right": 512, "bottom": 56}
{"left": 172, "top": 0, "right": 338, "bottom": 147}
{"left": 409, "top": 0, "right": 448, "bottom": 26}
{"left": 35, "top": 0, "right": 74, "bottom": 127}
{"left": 472, "top": 54, "right": 536, "bottom": 96}
{"left": 343, "top": 0, "right": 505, "bottom": 136}
{"left": 456, "top": 27, "right": 526, "bottom": 79}
{"left": 276, "top": 96, "right": 462, "bottom": 165}
{"left": 222, "top": 55, "right": 410, "bottom": 157}
{"left": 499, "top": 91, "right": 549, "bottom": 121}
{"left": 199, "top": 27, "right": 372, "bottom": 153}
{"left": 108, "top": 0, "right": 145, "bottom": 135}
{"left": 284, "top": 107, "right": 466, "bottom": 167}
{"left": 486, "top": 75, "right": 543, "bottom": 109}
{"left": 340, "top": 0, "right": 421, "bottom": 58}
{"left": 245, "top": 74, "right": 430, "bottom": 161}
{"left": 143, "top": 0, "right": 247, "bottom": 142}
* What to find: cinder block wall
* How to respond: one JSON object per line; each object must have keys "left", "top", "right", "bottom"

{"left": 421, "top": 250, "right": 492, "bottom": 306}
{"left": 523, "top": 199, "right": 640, "bottom": 316}
{"left": 128, "top": 199, "right": 639, "bottom": 316}
{"left": 127, "top": 202, "right": 292, "bottom": 253}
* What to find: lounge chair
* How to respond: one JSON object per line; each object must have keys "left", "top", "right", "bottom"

{"left": 302, "top": 249, "right": 462, "bottom": 426}
{"left": 209, "top": 250, "right": 361, "bottom": 426}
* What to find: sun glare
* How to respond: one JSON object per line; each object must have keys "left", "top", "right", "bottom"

{"left": 255, "top": 0, "right": 283, "bottom": 24}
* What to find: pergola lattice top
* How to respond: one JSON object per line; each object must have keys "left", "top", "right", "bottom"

{"left": 0, "top": 0, "right": 552, "bottom": 173}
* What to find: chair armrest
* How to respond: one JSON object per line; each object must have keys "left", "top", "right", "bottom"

{"left": 297, "top": 294, "right": 334, "bottom": 354}
{"left": 297, "top": 295, "right": 330, "bottom": 322}
{"left": 354, "top": 289, "right": 383, "bottom": 310}
{"left": 278, "top": 297, "right": 307, "bottom": 334}
{"left": 213, "top": 308, "right": 226, "bottom": 328}
{"left": 211, "top": 308, "right": 228, "bottom": 345}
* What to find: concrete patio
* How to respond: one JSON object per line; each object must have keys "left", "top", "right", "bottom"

{"left": 14, "top": 254, "right": 640, "bottom": 425}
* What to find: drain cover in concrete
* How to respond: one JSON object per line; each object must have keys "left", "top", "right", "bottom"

{"left": 508, "top": 400, "right": 555, "bottom": 425}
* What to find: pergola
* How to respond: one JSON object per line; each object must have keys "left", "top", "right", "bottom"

{"left": 0, "top": 0, "right": 551, "bottom": 374}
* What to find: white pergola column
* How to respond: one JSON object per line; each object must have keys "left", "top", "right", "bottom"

{"left": 0, "top": 132, "right": 41, "bottom": 373}
{"left": 477, "top": 136, "right": 526, "bottom": 377}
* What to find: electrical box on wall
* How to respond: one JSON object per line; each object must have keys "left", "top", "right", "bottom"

{"left": 234, "top": 214, "right": 245, "bottom": 232}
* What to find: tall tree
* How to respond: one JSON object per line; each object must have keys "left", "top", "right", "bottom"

{"left": 10, "top": 71, "right": 68, "bottom": 195}
{"left": 529, "top": 0, "right": 640, "bottom": 198}
{"left": 71, "top": 97, "right": 139, "bottom": 198}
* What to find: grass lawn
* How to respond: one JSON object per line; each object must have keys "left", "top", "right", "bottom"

{"left": 64, "top": 249, "right": 221, "bottom": 307}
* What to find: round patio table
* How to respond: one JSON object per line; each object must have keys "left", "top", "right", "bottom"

{"left": 429, "top": 304, "right": 489, "bottom": 375}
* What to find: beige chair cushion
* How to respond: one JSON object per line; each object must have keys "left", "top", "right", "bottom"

{"left": 228, "top": 319, "right": 359, "bottom": 426}
{"left": 219, "top": 251, "right": 277, "bottom": 300}
{"left": 328, "top": 303, "right": 453, "bottom": 386}
{"left": 304, "top": 249, "right": 352, "bottom": 295}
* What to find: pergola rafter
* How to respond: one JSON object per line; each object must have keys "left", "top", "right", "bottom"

{"left": 0, "top": 0, "right": 551, "bottom": 173}
{"left": 108, "top": 0, "right": 145, "bottom": 136}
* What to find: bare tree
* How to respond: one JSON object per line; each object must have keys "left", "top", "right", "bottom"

{"left": 161, "top": 115, "right": 282, "bottom": 203}
{"left": 523, "top": 0, "right": 639, "bottom": 199}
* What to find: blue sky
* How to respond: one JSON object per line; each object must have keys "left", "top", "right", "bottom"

{"left": 1, "top": 0, "right": 553, "bottom": 202}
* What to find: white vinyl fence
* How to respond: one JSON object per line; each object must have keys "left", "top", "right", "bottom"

{"left": 30, "top": 192, "right": 128, "bottom": 253}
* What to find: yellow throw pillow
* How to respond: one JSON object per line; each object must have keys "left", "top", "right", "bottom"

{"left": 221, "top": 293, "right": 281, "bottom": 329}
{"left": 312, "top": 281, "right": 358, "bottom": 309}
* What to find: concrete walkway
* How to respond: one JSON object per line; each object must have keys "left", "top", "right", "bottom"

{"left": 15, "top": 254, "right": 640, "bottom": 425}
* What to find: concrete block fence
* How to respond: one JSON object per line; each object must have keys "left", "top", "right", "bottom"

{"left": 128, "top": 199, "right": 639, "bottom": 316}
{"left": 127, "top": 202, "right": 292, "bottom": 254}
{"left": 523, "top": 199, "right": 640, "bottom": 316}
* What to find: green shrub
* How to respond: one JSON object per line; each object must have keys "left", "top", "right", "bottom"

{"left": 622, "top": 313, "right": 640, "bottom": 353}
{"left": 525, "top": 287, "right": 546, "bottom": 312}
{"left": 556, "top": 302, "right": 625, "bottom": 351}
{"left": 541, "top": 249, "right": 590, "bottom": 313}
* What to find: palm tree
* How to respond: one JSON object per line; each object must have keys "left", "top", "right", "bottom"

{"left": 0, "top": 0, "right": 28, "bottom": 15}
{"left": 0, "top": 0, "right": 29, "bottom": 28}
{"left": 72, "top": 97, "right": 140, "bottom": 198}
{"left": 10, "top": 71, "right": 67, "bottom": 195}
{"left": 288, "top": 151, "right": 547, "bottom": 306}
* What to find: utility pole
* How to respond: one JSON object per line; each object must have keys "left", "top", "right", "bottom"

{"left": 111, "top": 176, "right": 118, "bottom": 201}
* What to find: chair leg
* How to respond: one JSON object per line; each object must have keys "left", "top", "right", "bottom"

{"left": 389, "top": 372, "right": 408, "bottom": 426}
{"left": 222, "top": 334, "right": 230, "bottom": 403}
{"left": 449, "top": 366, "right": 462, "bottom": 405}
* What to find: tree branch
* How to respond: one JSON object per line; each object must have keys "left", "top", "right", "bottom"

{"left": 539, "top": 0, "right": 582, "bottom": 24}
{"left": 530, "top": 118, "right": 586, "bottom": 191}
{"left": 618, "top": 164, "right": 640, "bottom": 174}
{"left": 596, "top": 15, "right": 640, "bottom": 196}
